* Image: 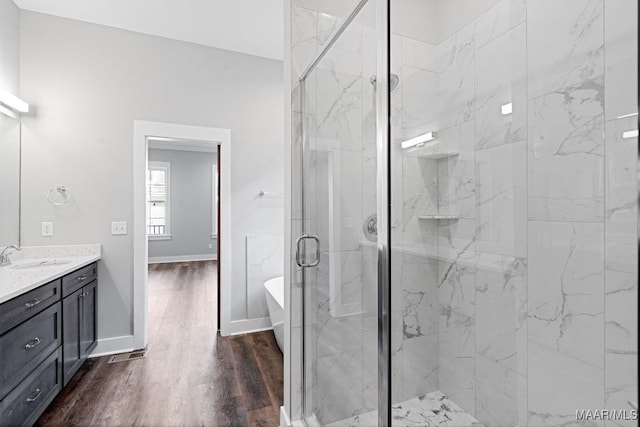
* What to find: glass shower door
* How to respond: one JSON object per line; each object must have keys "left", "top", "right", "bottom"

{"left": 292, "top": 0, "right": 380, "bottom": 424}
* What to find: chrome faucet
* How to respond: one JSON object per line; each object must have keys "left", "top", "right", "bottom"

{"left": 0, "top": 245, "right": 20, "bottom": 267}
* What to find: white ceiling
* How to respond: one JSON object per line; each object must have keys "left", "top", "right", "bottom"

{"left": 13, "top": 0, "right": 284, "bottom": 60}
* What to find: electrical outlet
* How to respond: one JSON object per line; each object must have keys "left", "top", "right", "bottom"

{"left": 41, "top": 222, "right": 54, "bottom": 237}
{"left": 111, "top": 221, "right": 128, "bottom": 235}
{"left": 208, "top": 243, "right": 213, "bottom": 249}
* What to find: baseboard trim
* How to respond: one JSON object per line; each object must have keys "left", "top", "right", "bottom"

{"left": 222, "top": 317, "right": 272, "bottom": 337}
{"left": 90, "top": 335, "right": 138, "bottom": 357}
{"left": 148, "top": 254, "right": 217, "bottom": 264}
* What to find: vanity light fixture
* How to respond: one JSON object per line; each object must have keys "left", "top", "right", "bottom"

{"left": 401, "top": 131, "right": 437, "bottom": 149}
{"left": 0, "top": 104, "right": 18, "bottom": 119}
{"left": 0, "top": 88, "right": 29, "bottom": 114}
{"left": 622, "top": 129, "right": 639, "bottom": 139}
{"left": 501, "top": 102, "right": 513, "bottom": 115}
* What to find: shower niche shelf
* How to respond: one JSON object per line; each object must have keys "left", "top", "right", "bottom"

{"left": 416, "top": 151, "right": 459, "bottom": 160}
{"left": 418, "top": 214, "right": 459, "bottom": 220}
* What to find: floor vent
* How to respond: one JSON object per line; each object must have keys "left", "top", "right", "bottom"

{"left": 108, "top": 350, "right": 147, "bottom": 364}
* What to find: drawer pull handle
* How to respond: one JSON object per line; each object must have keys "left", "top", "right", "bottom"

{"left": 24, "top": 299, "right": 41, "bottom": 309}
{"left": 77, "top": 274, "right": 88, "bottom": 282}
{"left": 25, "top": 388, "right": 42, "bottom": 404}
{"left": 25, "top": 337, "right": 41, "bottom": 350}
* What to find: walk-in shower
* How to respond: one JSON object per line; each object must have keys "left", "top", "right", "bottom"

{"left": 289, "top": 0, "right": 638, "bottom": 426}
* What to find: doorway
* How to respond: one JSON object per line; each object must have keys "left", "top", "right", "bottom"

{"left": 133, "top": 121, "right": 232, "bottom": 350}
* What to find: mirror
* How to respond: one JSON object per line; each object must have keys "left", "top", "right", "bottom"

{"left": 0, "top": 112, "right": 20, "bottom": 246}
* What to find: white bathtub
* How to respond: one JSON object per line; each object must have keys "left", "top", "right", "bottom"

{"left": 264, "top": 276, "right": 284, "bottom": 352}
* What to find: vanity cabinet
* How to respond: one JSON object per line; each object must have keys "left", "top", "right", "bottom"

{"left": 0, "top": 262, "right": 98, "bottom": 426}
{"left": 62, "top": 280, "right": 97, "bottom": 385}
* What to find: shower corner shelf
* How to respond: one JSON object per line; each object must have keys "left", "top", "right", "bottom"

{"left": 417, "top": 151, "right": 459, "bottom": 160}
{"left": 418, "top": 215, "right": 459, "bottom": 220}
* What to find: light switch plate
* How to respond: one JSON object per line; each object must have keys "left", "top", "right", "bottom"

{"left": 111, "top": 221, "right": 128, "bottom": 235}
{"left": 41, "top": 221, "right": 54, "bottom": 237}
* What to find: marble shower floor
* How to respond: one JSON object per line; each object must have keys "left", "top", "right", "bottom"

{"left": 326, "top": 391, "right": 483, "bottom": 427}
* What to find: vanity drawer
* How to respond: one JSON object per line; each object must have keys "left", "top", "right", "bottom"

{"left": 0, "top": 279, "right": 61, "bottom": 335}
{"left": 0, "top": 302, "right": 61, "bottom": 400}
{"left": 62, "top": 263, "right": 97, "bottom": 297}
{"left": 0, "top": 346, "right": 63, "bottom": 427}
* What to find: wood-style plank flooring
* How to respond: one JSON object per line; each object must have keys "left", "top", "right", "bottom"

{"left": 37, "top": 261, "right": 283, "bottom": 427}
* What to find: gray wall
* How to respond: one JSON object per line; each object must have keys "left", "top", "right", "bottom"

{"left": 0, "top": 0, "right": 19, "bottom": 93}
{"left": 19, "top": 11, "right": 284, "bottom": 342}
{"left": 148, "top": 149, "right": 217, "bottom": 260}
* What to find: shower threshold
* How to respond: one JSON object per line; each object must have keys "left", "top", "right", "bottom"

{"left": 327, "top": 391, "right": 483, "bottom": 427}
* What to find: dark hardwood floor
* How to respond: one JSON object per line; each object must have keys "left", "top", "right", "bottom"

{"left": 37, "top": 261, "right": 283, "bottom": 427}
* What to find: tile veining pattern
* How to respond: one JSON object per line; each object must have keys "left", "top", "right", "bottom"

{"left": 290, "top": 0, "right": 637, "bottom": 425}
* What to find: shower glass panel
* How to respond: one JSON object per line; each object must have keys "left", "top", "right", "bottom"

{"left": 387, "top": 1, "right": 638, "bottom": 426}
{"left": 292, "top": 1, "right": 380, "bottom": 424}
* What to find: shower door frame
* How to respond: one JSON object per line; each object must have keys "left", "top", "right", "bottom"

{"left": 294, "top": 0, "right": 393, "bottom": 425}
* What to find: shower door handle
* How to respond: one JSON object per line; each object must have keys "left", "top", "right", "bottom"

{"left": 295, "top": 235, "right": 320, "bottom": 267}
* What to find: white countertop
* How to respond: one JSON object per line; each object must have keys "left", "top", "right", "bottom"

{"left": 0, "top": 244, "right": 101, "bottom": 305}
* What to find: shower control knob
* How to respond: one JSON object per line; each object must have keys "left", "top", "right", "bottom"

{"left": 363, "top": 213, "right": 377, "bottom": 242}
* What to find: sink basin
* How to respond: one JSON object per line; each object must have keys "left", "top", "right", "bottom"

{"left": 10, "top": 260, "right": 72, "bottom": 270}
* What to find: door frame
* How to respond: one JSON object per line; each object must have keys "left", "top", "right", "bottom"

{"left": 133, "top": 120, "right": 232, "bottom": 350}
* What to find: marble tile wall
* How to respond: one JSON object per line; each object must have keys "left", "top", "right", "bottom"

{"left": 394, "top": 0, "right": 637, "bottom": 425}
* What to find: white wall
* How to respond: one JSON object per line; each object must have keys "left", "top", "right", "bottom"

{"left": 147, "top": 149, "right": 217, "bottom": 261}
{"left": 0, "top": 0, "right": 19, "bottom": 93}
{"left": 19, "top": 11, "right": 284, "bottom": 345}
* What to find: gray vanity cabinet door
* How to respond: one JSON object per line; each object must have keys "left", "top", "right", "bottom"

{"left": 79, "top": 281, "right": 97, "bottom": 358}
{"left": 62, "top": 288, "right": 82, "bottom": 386}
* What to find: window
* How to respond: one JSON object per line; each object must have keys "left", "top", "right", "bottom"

{"left": 147, "top": 161, "right": 170, "bottom": 239}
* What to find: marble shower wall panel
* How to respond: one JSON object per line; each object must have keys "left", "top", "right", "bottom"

{"left": 604, "top": 0, "right": 638, "bottom": 121}
{"left": 527, "top": 0, "right": 604, "bottom": 100}
{"left": 475, "top": 252, "right": 527, "bottom": 377}
{"left": 403, "top": 334, "right": 438, "bottom": 402}
{"left": 475, "top": 354, "right": 527, "bottom": 427}
{"left": 475, "top": 23, "right": 526, "bottom": 150}
{"left": 315, "top": 69, "right": 363, "bottom": 153}
{"left": 436, "top": 23, "right": 475, "bottom": 131}
{"left": 315, "top": 150, "right": 363, "bottom": 253}
{"left": 527, "top": 78, "right": 605, "bottom": 222}
{"left": 401, "top": 37, "right": 437, "bottom": 73}
{"left": 437, "top": 219, "right": 476, "bottom": 415}
{"left": 473, "top": 0, "right": 526, "bottom": 48}
{"left": 315, "top": 250, "right": 363, "bottom": 358}
{"left": 291, "top": 5, "right": 318, "bottom": 83}
{"left": 402, "top": 155, "right": 439, "bottom": 244}
{"left": 528, "top": 341, "right": 604, "bottom": 427}
{"left": 436, "top": 121, "right": 476, "bottom": 219}
{"left": 476, "top": 141, "right": 527, "bottom": 258}
{"left": 316, "top": 349, "right": 364, "bottom": 424}
{"left": 528, "top": 221, "right": 605, "bottom": 369}
{"left": 402, "top": 253, "right": 439, "bottom": 338}
{"left": 402, "top": 252, "right": 439, "bottom": 401}
{"left": 401, "top": 65, "right": 437, "bottom": 140}
{"left": 604, "top": 116, "right": 638, "bottom": 422}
